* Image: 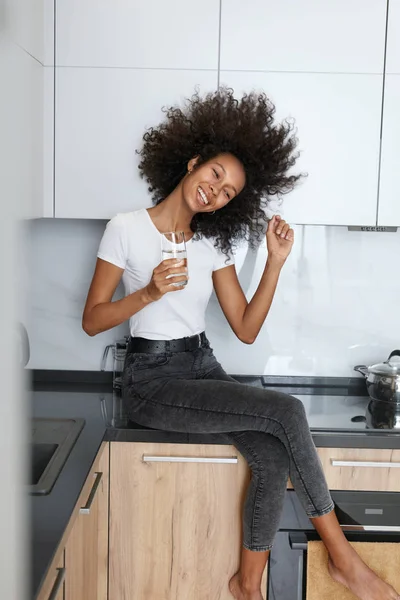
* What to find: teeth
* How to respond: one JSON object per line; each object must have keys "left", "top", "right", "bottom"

{"left": 198, "top": 186, "right": 209, "bottom": 205}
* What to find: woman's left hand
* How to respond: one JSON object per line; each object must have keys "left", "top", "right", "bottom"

{"left": 266, "top": 215, "right": 294, "bottom": 264}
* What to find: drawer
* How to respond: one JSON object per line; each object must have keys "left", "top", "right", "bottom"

{"left": 288, "top": 447, "right": 400, "bottom": 492}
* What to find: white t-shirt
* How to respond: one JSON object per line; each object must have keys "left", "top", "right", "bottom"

{"left": 97, "top": 208, "right": 234, "bottom": 340}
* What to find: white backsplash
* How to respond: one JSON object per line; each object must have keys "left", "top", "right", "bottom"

{"left": 26, "top": 218, "right": 400, "bottom": 376}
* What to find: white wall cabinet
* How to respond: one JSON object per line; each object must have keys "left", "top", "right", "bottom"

{"left": 56, "top": 0, "right": 220, "bottom": 69}
{"left": 11, "top": 0, "right": 54, "bottom": 66}
{"left": 377, "top": 0, "right": 400, "bottom": 225}
{"left": 220, "top": 0, "right": 387, "bottom": 74}
{"left": 220, "top": 71, "right": 382, "bottom": 226}
{"left": 9, "top": 0, "right": 54, "bottom": 219}
{"left": 55, "top": 69, "right": 218, "bottom": 219}
{"left": 50, "top": 0, "right": 398, "bottom": 226}
{"left": 386, "top": 0, "right": 400, "bottom": 73}
{"left": 377, "top": 75, "right": 400, "bottom": 225}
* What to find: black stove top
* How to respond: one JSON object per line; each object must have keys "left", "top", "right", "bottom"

{"left": 293, "top": 394, "right": 400, "bottom": 432}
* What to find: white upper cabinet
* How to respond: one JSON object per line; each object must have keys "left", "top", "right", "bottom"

{"left": 220, "top": 71, "right": 382, "bottom": 226}
{"left": 56, "top": 0, "right": 220, "bottom": 69}
{"left": 11, "top": 0, "right": 54, "bottom": 65}
{"left": 55, "top": 69, "right": 218, "bottom": 219}
{"left": 377, "top": 76, "right": 400, "bottom": 225}
{"left": 386, "top": 0, "right": 400, "bottom": 73}
{"left": 377, "top": 1, "right": 400, "bottom": 224}
{"left": 220, "top": 0, "right": 387, "bottom": 74}
{"left": 43, "top": 67, "right": 54, "bottom": 217}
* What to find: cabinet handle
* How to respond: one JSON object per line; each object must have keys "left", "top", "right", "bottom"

{"left": 341, "top": 524, "right": 400, "bottom": 532}
{"left": 142, "top": 455, "right": 238, "bottom": 464}
{"left": 80, "top": 472, "right": 103, "bottom": 515}
{"left": 331, "top": 460, "right": 400, "bottom": 468}
{"left": 48, "top": 567, "right": 66, "bottom": 600}
{"left": 297, "top": 554, "right": 304, "bottom": 600}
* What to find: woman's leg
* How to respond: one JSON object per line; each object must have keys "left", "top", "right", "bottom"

{"left": 204, "top": 368, "right": 400, "bottom": 600}
{"left": 204, "top": 370, "right": 290, "bottom": 599}
{"left": 131, "top": 370, "right": 334, "bottom": 518}
{"left": 128, "top": 360, "right": 400, "bottom": 600}
{"left": 225, "top": 431, "right": 289, "bottom": 600}
{"left": 203, "top": 367, "right": 291, "bottom": 552}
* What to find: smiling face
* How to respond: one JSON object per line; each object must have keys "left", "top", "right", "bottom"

{"left": 183, "top": 153, "right": 246, "bottom": 214}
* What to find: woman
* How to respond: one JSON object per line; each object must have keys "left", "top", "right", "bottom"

{"left": 83, "top": 89, "right": 399, "bottom": 600}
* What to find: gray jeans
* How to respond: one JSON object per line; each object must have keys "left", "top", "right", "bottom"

{"left": 122, "top": 335, "right": 335, "bottom": 551}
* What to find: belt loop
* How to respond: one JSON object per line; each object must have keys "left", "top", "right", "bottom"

{"left": 166, "top": 340, "right": 170, "bottom": 354}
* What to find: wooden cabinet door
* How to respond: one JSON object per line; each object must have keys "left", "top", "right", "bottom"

{"left": 64, "top": 443, "right": 109, "bottom": 600}
{"left": 317, "top": 447, "right": 400, "bottom": 492}
{"left": 287, "top": 447, "right": 400, "bottom": 491}
{"left": 109, "top": 442, "right": 268, "bottom": 600}
{"left": 37, "top": 550, "right": 65, "bottom": 600}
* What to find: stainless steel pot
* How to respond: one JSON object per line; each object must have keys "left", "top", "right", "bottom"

{"left": 354, "top": 350, "right": 400, "bottom": 404}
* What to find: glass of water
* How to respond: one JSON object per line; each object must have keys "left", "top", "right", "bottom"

{"left": 160, "top": 231, "right": 188, "bottom": 287}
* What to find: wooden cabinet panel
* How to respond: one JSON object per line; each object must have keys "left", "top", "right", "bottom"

{"left": 287, "top": 447, "right": 400, "bottom": 491}
{"left": 37, "top": 549, "right": 65, "bottom": 600}
{"left": 64, "top": 443, "right": 109, "bottom": 600}
{"left": 220, "top": 70, "right": 382, "bottom": 226}
{"left": 220, "top": 0, "right": 386, "bottom": 73}
{"left": 109, "top": 442, "right": 268, "bottom": 600}
{"left": 56, "top": 0, "right": 219, "bottom": 69}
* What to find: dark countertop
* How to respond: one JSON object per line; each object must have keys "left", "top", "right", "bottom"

{"left": 30, "top": 372, "right": 400, "bottom": 599}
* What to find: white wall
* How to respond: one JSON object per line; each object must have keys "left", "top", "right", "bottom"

{"left": 26, "top": 218, "right": 400, "bottom": 376}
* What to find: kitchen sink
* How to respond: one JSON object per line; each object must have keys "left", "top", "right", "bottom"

{"left": 31, "top": 443, "right": 59, "bottom": 485}
{"left": 30, "top": 418, "right": 85, "bottom": 495}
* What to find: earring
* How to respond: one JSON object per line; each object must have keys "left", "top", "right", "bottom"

{"left": 210, "top": 210, "right": 216, "bottom": 215}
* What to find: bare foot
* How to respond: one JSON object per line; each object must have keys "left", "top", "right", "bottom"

{"left": 328, "top": 554, "right": 400, "bottom": 600}
{"left": 228, "top": 572, "right": 264, "bottom": 600}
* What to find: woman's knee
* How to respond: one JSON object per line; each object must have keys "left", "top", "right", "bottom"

{"left": 231, "top": 431, "right": 290, "bottom": 475}
{"left": 273, "top": 391, "right": 307, "bottom": 420}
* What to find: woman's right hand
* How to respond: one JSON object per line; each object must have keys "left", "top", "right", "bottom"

{"left": 144, "top": 259, "right": 188, "bottom": 302}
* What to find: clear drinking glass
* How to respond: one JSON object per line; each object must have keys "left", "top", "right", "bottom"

{"left": 160, "top": 231, "right": 188, "bottom": 287}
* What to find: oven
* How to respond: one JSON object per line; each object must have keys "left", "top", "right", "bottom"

{"left": 267, "top": 489, "right": 400, "bottom": 600}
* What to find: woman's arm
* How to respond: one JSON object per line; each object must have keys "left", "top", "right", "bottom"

{"left": 212, "top": 216, "right": 294, "bottom": 344}
{"left": 82, "top": 259, "right": 152, "bottom": 336}
{"left": 82, "top": 257, "right": 189, "bottom": 336}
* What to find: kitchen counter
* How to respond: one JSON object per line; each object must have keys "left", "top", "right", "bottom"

{"left": 30, "top": 372, "right": 400, "bottom": 599}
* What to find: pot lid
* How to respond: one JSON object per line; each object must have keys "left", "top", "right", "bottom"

{"left": 369, "top": 351, "right": 400, "bottom": 376}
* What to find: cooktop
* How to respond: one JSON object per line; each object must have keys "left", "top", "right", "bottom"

{"left": 234, "top": 376, "right": 400, "bottom": 433}
{"left": 293, "top": 394, "right": 399, "bottom": 432}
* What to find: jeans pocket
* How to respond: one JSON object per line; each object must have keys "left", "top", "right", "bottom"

{"left": 131, "top": 352, "right": 171, "bottom": 371}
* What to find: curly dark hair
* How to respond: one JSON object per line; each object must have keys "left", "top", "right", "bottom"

{"left": 138, "top": 87, "right": 302, "bottom": 256}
